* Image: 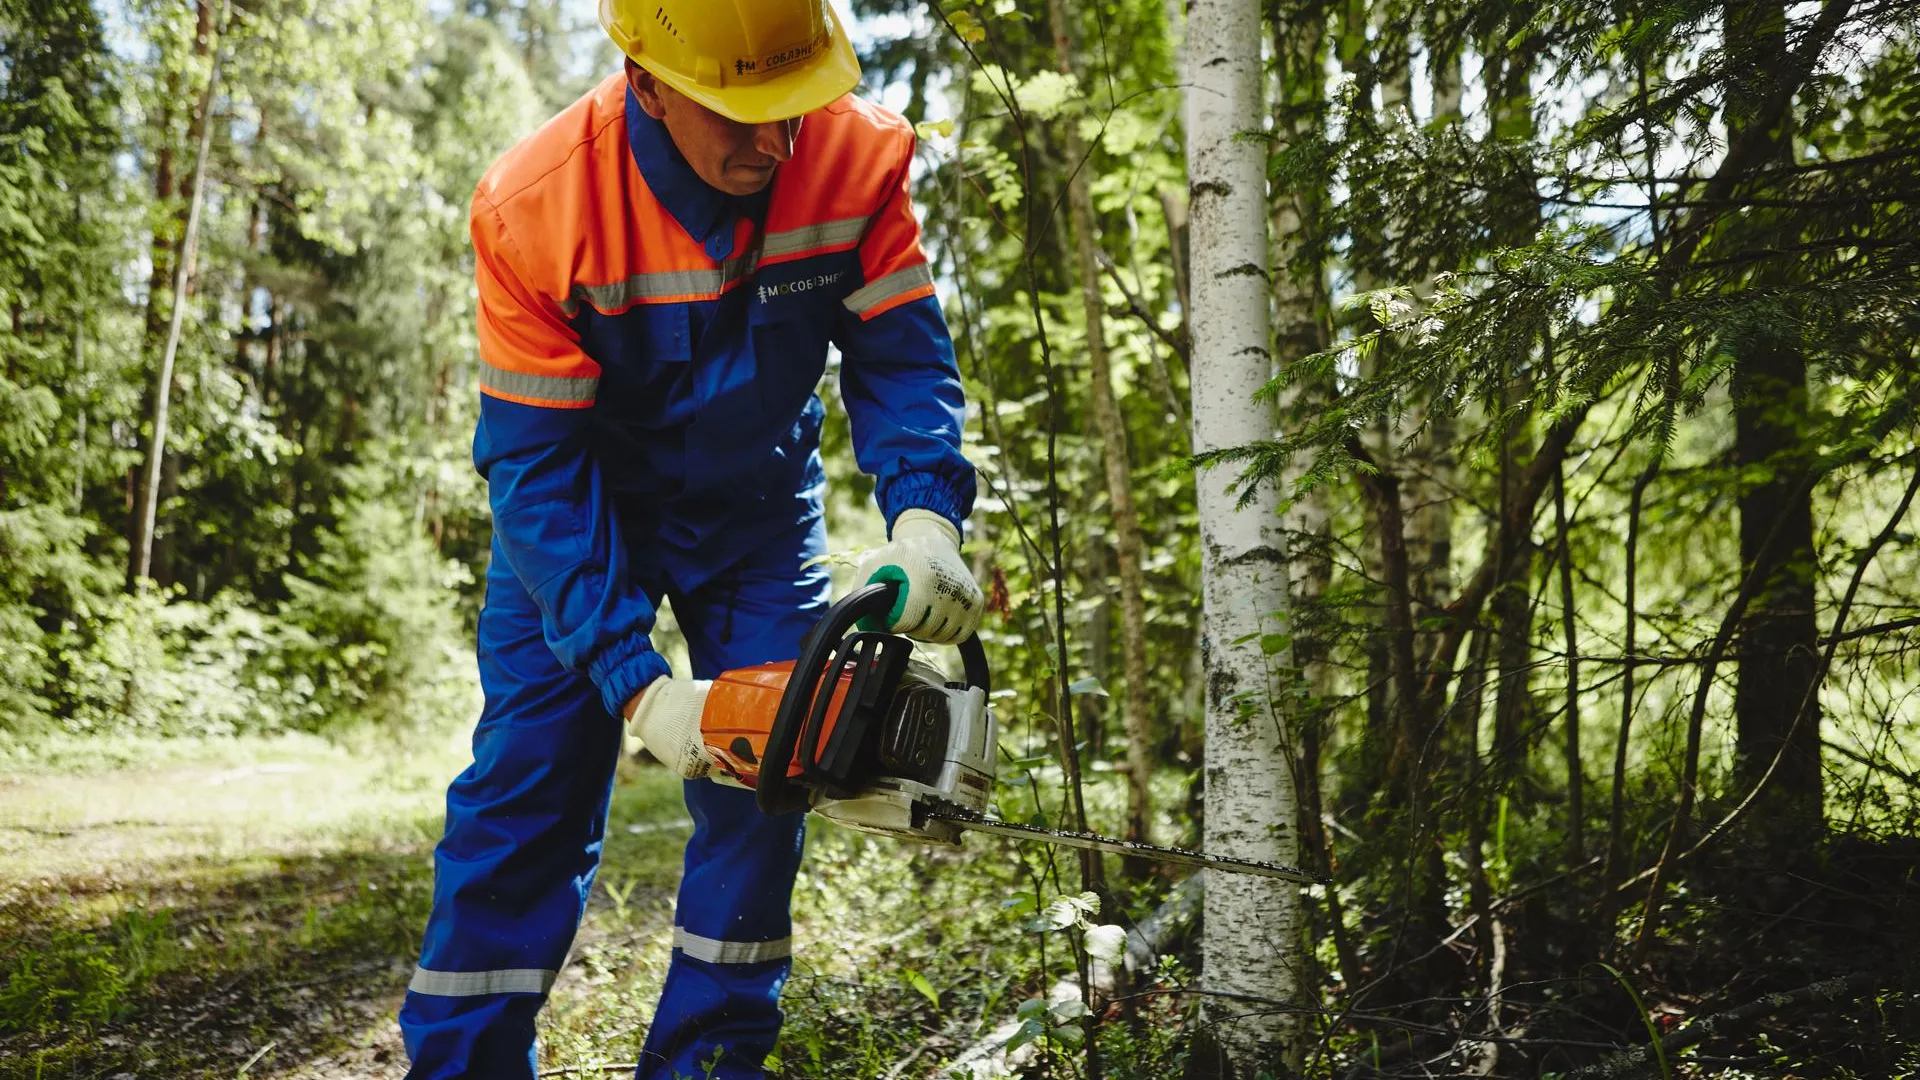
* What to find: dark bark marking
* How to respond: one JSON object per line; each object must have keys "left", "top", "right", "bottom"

{"left": 1218, "top": 262, "right": 1270, "bottom": 281}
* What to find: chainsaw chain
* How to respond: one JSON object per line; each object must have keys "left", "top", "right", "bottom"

{"left": 924, "top": 803, "right": 1325, "bottom": 884}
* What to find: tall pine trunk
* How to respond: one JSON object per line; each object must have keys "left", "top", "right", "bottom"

{"left": 130, "top": 0, "right": 224, "bottom": 589}
{"left": 1406, "top": 44, "right": 1461, "bottom": 672}
{"left": 1271, "top": 3, "right": 1355, "bottom": 985}
{"left": 1187, "top": 0, "right": 1302, "bottom": 1070}
{"left": 1728, "top": 0, "right": 1823, "bottom": 844}
{"left": 1048, "top": 0, "right": 1156, "bottom": 855}
{"left": 125, "top": 0, "right": 210, "bottom": 589}
{"left": 1732, "top": 347, "right": 1822, "bottom": 839}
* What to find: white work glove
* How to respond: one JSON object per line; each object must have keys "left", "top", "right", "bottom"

{"left": 624, "top": 677, "right": 713, "bottom": 779}
{"left": 855, "top": 509, "right": 983, "bottom": 645}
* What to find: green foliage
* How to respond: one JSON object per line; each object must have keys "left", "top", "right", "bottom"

{"left": 273, "top": 467, "right": 475, "bottom": 733}
{"left": 58, "top": 589, "right": 263, "bottom": 736}
{"left": 49, "top": 475, "right": 472, "bottom": 738}
{"left": 0, "top": 0, "right": 566, "bottom": 740}
{"left": 0, "top": 0, "right": 128, "bottom": 731}
{"left": 909, "top": 0, "right": 1920, "bottom": 1070}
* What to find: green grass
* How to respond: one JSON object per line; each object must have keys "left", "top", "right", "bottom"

{"left": 0, "top": 730, "right": 1190, "bottom": 1078}
{"left": 0, "top": 731, "right": 691, "bottom": 1078}
{"left": 0, "top": 731, "right": 456, "bottom": 1076}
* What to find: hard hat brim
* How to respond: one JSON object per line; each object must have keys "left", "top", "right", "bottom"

{"left": 634, "top": 4, "right": 862, "bottom": 125}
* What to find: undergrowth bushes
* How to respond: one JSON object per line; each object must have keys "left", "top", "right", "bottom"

{"left": 3, "top": 489, "right": 476, "bottom": 742}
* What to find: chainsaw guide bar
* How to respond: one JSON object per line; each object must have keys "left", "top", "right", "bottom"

{"left": 925, "top": 804, "right": 1326, "bottom": 884}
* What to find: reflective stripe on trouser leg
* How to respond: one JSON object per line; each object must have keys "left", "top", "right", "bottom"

{"left": 399, "top": 549, "right": 629, "bottom": 1080}
{"left": 637, "top": 513, "right": 829, "bottom": 1080}
{"left": 672, "top": 928, "right": 793, "bottom": 965}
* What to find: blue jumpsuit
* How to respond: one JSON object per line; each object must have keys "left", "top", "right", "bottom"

{"left": 398, "top": 74, "right": 973, "bottom": 1079}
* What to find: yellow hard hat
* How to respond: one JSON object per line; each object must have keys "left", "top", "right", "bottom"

{"left": 600, "top": 0, "right": 862, "bottom": 124}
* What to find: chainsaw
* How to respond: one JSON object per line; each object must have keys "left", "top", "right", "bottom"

{"left": 693, "top": 582, "right": 1320, "bottom": 883}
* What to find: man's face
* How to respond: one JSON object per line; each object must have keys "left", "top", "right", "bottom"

{"left": 627, "top": 66, "right": 801, "bottom": 196}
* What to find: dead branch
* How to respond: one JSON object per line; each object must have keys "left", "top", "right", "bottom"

{"left": 1417, "top": 411, "right": 1589, "bottom": 720}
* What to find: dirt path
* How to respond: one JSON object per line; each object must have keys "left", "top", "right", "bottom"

{"left": 0, "top": 735, "right": 689, "bottom": 1079}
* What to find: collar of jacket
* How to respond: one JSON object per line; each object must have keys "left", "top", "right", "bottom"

{"left": 625, "top": 86, "right": 770, "bottom": 263}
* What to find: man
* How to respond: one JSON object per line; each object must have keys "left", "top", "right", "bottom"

{"left": 398, "top": 0, "right": 982, "bottom": 1075}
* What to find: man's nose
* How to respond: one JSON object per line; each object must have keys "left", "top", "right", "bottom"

{"left": 752, "top": 118, "right": 797, "bottom": 162}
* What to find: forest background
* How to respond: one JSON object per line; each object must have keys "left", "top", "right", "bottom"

{"left": 1, "top": 0, "right": 1916, "bottom": 1076}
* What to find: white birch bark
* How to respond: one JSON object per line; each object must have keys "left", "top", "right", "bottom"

{"left": 1186, "top": 0, "right": 1304, "bottom": 1071}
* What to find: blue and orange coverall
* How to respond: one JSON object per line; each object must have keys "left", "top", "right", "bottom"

{"left": 398, "top": 73, "right": 974, "bottom": 1079}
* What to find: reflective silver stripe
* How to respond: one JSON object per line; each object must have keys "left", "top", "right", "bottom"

{"left": 844, "top": 263, "right": 935, "bottom": 316}
{"left": 479, "top": 363, "right": 598, "bottom": 404}
{"left": 762, "top": 216, "right": 869, "bottom": 260}
{"left": 558, "top": 217, "right": 867, "bottom": 316}
{"left": 672, "top": 927, "right": 792, "bottom": 964}
{"left": 563, "top": 254, "right": 757, "bottom": 315}
{"left": 408, "top": 966, "right": 556, "bottom": 997}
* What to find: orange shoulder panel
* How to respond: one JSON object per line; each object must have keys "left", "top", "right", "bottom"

{"left": 477, "top": 75, "right": 638, "bottom": 312}
{"left": 800, "top": 97, "right": 935, "bottom": 320}
{"left": 821, "top": 92, "right": 915, "bottom": 137}
{"left": 477, "top": 74, "right": 731, "bottom": 321}
{"left": 761, "top": 93, "right": 933, "bottom": 324}
{"left": 475, "top": 74, "right": 627, "bottom": 217}
{"left": 470, "top": 76, "right": 639, "bottom": 408}
{"left": 773, "top": 94, "right": 914, "bottom": 227}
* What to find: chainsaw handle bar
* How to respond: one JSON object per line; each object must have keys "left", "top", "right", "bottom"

{"left": 757, "top": 582, "right": 989, "bottom": 816}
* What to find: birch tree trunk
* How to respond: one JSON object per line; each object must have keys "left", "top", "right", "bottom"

{"left": 1187, "top": 0, "right": 1303, "bottom": 1070}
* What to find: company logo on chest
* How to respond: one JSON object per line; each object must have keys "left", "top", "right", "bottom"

{"left": 757, "top": 271, "right": 845, "bottom": 304}
{"left": 750, "top": 249, "right": 860, "bottom": 318}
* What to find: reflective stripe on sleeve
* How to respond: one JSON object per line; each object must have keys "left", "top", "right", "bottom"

{"left": 671, "top": 926, "right": 793, "bottom": 964}
{"left": 479, "top": 364, "right": 598, "bottom": 405}
{"left": 563, "top": 254, "right": 757, "bottom": 315}
{"left": 761, "top": 216, "right": 869, "bottom": 261}
{"left": 843, "top": 263, "right": 935, "bottom": 317}
{"left": 408, "top": 966, "right": 557, "bottom": 997}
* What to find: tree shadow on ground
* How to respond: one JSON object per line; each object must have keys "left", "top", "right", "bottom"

{"left": 0, "top": 844, "right": 430, "bottom": 1079}
{"left": 0, "top": 767, "right": 690, "bottom": 1080}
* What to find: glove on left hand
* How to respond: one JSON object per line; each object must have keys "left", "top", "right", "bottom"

{"left": 856, "top": 508, "right": 983, "bottom": 645}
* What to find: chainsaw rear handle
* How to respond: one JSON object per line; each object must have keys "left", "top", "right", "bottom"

{"left": 757, "top": 581, "right": 988, "bottom": 816}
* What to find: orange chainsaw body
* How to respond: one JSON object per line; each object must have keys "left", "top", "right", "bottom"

{"left": 700, "top": 661, "right": 855, "bottom": 787}
{"left": 688, "top": 583, "right": 995, "bottom": 842}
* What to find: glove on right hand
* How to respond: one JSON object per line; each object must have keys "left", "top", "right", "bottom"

{"left": 625, "top": 676, "right": 714, "bottom": 779}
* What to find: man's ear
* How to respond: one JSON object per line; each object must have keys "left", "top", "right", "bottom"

{"left": 626, "top": 60, "right": 668, "bottom": 120}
